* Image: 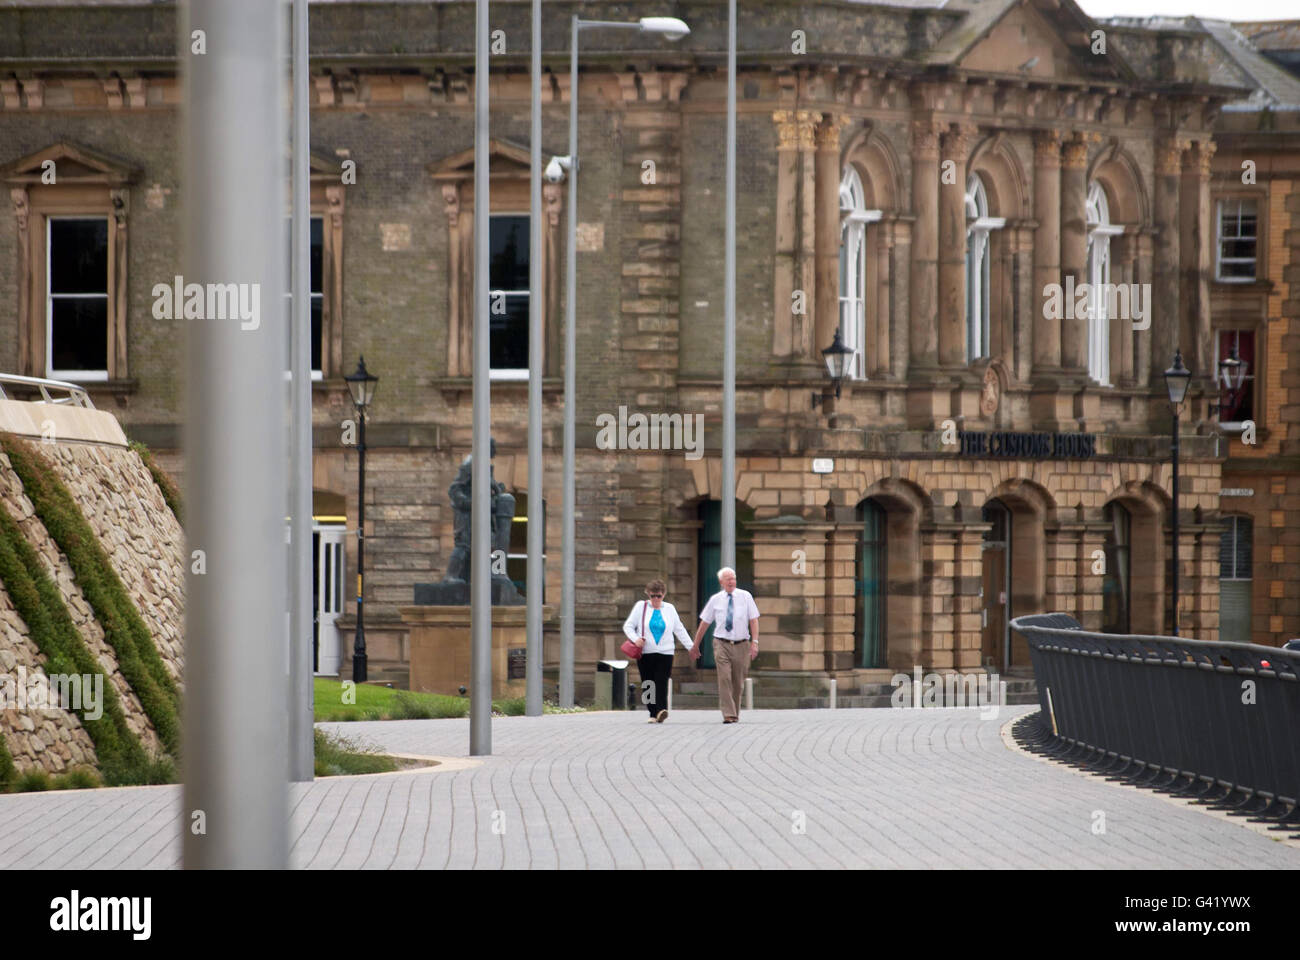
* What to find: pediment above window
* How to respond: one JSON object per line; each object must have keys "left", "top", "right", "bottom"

{"left": 428, "top": 139, "right": 532, "bottom": 184}
{"left": 1, "top": 141, "right": 139, "bottom": 186}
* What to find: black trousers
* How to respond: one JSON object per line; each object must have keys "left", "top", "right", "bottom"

{"left": 637, "top": 652, "right": 673, "bottom": 715}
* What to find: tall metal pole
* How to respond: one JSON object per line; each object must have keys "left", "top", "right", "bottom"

{"left": 721, "top": 0, "right": 737, "bottom": 570}
{"left": 470, "top": 0, "right": 493, "bottom": 754}
{"left": 1171, "top": 406, "right": 1180, "bottom": 636}
{"left": 353, "top": 408, "right": 367, "bottom": 681}
{"left": 525, "top": 0, "right": 544, "bottom": 717}
{"left": 289, "top": 0, "right": 314, "bottom": 783}
{"left": 560, "top": 14, "right": 578, "bottom": 709}
{"left": 182, "top": 0, "right": 288, "bottom": 868}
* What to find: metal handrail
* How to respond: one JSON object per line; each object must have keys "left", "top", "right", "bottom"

{"left": 0, "top": 373, "right": 97, "bottom": 409}
{"left": 1012, "top": 613, "right": 1300, "bottom": 810}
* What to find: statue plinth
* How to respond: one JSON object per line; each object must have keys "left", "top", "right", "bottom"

{"left": 401, "top": 602, "right": 553, "bottom": 699}
{"left": 413, "top": 577, "right": 523, "bottom": 606}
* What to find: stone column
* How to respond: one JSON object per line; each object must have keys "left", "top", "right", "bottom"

{"left": 939, "top": 123, "right": 978, "bottom": 368}
{"left": 872, "top": 218, "right": 897, "bottom": 377}
{"left": 815, "top": 114, "right": 846, "bottom": 361}
{"left": 1134, "top": 227, "right": 1155, "bottom": 388}
{"left": 1059, "top": 134, "right": 1092, "bottom": 373}
{"left": 1152, "top": 137, "right": 1187, "bottom": 382}
{"left": 909, "top": 117, "right": 944, "bottom": 370}
{"left": 771, "top": 110, "right": 818, "bottom": 360}
{"left": 1010, "top": 221, "right": 1038, "bottom": 384}
{"left": 1111, "top": 233, "right": 1136, "bottom": 386}
{"left": 1031, "top": 129, "right": 1063, "bottom": 372}
{"left": 9, "top": 187, "right": 32, "bottom": 375}
{"left": 1182, "top": 139, "right": 1215, "bottom": 385}
{"left": 953, "top": 519, "right": 986, "bottom": 670}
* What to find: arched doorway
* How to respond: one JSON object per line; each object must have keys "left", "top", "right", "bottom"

{"left": 695, "top": 500, "right": 754, "bottom": 669}
{"left": 981, "top": 499, "right": 1012, "bottom": 672}
{"left": 855, "top": 498, "right": 887, "bottom": 668}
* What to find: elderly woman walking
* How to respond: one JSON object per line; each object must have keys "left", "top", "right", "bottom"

{"left": 622, "top": 579, "right": 698, "bottom": 723}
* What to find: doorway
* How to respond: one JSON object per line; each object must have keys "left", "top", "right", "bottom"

{"left": 981, "top": 499, "right": 1012, "bottom": 673}
{"left": 313, "top": 524, "right": 345, "bottom": 675}
{"left": 695, "top": 500, "right": 754, "bottom": 669}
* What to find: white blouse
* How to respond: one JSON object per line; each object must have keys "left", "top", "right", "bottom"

{"left": 622, "top": 600, "right": 695, "bottom": 655}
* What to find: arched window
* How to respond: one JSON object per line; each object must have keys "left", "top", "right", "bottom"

{"left": 965, "top": 173, "right": 1004, "bottom": 363}
{"left": 1086, "top": 182, "right": 1124, "bottom": 386}
{"left": 1102, "top": 501, "right": 1131, "bottom": 634}
{"left": 855, "top": 498, "right": 887, "bottom": 668}
{"left": 1219, "top": 515, "right": 1252, "bottom": 644}
{"left": 839, "top": 167, "right": 880, "bottom": 380}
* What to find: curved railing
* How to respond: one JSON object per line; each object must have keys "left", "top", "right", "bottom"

{"left": 1011, "top": 613, "right": 1300, "bottom": 819}
{"left": 0, "top": 373, "right": 97, "bottom": 408}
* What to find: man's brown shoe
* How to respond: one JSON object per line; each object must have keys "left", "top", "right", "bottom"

{"left": 656, "top": 709, "right": 668, "bottom": 723}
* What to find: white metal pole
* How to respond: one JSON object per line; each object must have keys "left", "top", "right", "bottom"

{"left": 525, "top": 0, "right": 544, "bottom": 717}
{"left": 721, "top": 0, "right": 737, "bottom": 570}
{"left": 470, "top": 0, "right": 493, "bottom": 756}
{"left": 829, "top": 677, "right": 837, "bottom": 709}
{"left": 560, "top": 14, "right": 578, "bottom": 709}
{"left": 182, "top": 0, "right": 288, "bottom": 867}
{"left": 289, "top": 0, "right": 314, "bottom": 784}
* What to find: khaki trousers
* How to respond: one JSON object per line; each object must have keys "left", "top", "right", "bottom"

{"left": 714, "top": 638, "right": 750, "bottom": 719}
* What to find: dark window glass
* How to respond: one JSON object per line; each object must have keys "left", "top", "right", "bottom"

{"left": 856, "top": 499, "right": 887, "bottom": 669}
{"left": 1218, "top": 330, "right": 1255, "bottom": 422}
{"left": 1217, "top": 199, "right": 1257, "bottom": 281}
{"left": 284, "top": 216, "right": 325, "bottom": 372}
{"left": 50, "top": 298, "right": 108, "bottom": 372}
{"left": 1102, "top": 501, "right": 1131, "bottom": 634}
{"left": 49, "top": 219, "right": 108, "bottom": 294}
{"left": 1219, "top": 515, "right": 1252, "bottom": 644}
{"left": 490, "top": 216, "right": 529, "bottom": 291}
{"left": 695, "top": 501, "right": 755, "bottom": 670}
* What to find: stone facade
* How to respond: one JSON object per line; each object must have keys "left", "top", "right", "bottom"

{"left": 2, "top": 1, "right": 1297, "bottom": 696}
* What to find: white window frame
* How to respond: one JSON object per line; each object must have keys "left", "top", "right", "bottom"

{"left": 1086, "top": 182, "right": 1124, "bottom": 387}
{"left": 45, "top": 215, "right": 110, "bottom": 382}
{"left": 965, "top": 174, "right": 1004, "bottom": 363}
{"left": 1215, "top": 197, "right": 1257, "bottom": 283}
{"left": 488, "top": 211, "right": 531, "bottom": 382}
{"left": 838, "top": 167, "right": 881, "bottom": 381}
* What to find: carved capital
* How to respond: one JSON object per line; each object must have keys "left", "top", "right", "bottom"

{"left": 911, "top": 117, "right": 947, "bottom": 159}
{"left": 942, "top": 122, "right": 979, "bottom": 162}
{"left": 1155, "top": 137, "right": 1190, "bottom": 176}
{"left": 815, "top": 113, "right": 850, "bottom": 151}
{"left": 772, "top": 111, "right": 799, "bottom": 150}
{"left": 1188, "top": 139, "right": 1216, "bottom": 177}
{"left": 109, "top": 188, "right": 128, "bottom": 226}
{"left": 10, "top": 187, "right": 29, "bottom": 232}
{"left": 1061, "top": 137, "right": 1091, "bottom": 170}
{"left": 795, "top": 109, "right": 819, "bottom": 149}
{"left": 543, "top": 181, "right": 563, "bottom": 226}
{"left": 325, "top": 184, "right": 345, "bottom": 228}
{"left": 1033, "top": 128, "right": 1063, "bottom": 166}
{"left": 441, "top": 183, "right": 461, "bottom": 227}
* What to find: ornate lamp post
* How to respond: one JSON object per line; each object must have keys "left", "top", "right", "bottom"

{"left": 812, "top": 330, "right": 854, "bottom": 409}
{"left": 345, "top": 356, "right": 379, "bottom": 681}
{"left": 1164, "top": 350, "right": 1191, "bottom": 636}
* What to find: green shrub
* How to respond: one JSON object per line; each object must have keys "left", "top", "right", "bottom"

{"left": 16, "top": 769, "right": 51, "bottom": 792}
{"left": 51, "top": 767, "right": 100, "bottom": 790}
{"left": 0, "top": 739, "right": 15, "bottom": 791}
{"left": 1, "top": 435, "right": 180, "bottom": 757}
{"left": 128, "top": 441, "right": 183, "bottom": 525}
{"left": 313, "top": 729, "right": 399, "bottom": 777}
{"left": 0, "top": 494, "right": 149, "bottom": 779}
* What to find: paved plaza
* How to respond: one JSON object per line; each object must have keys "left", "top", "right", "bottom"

{"left": 1, "top": 705, "right": 1297, "bottom": 869}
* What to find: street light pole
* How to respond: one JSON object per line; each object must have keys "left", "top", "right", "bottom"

{"left": 560, "top": 14, "right": 579, "bottom": 709}
{"left": 470, "top": 0, "right": 493, "bottom": 755}
{"left": 345, "top": 357, "right": 378, "bottom": 682}
{"left": 1164, "top": 350, "right": 1191, "bottom": 638}
{"left": 721, "top": 0, "right": 737, "bottom": 571}
{"left": 560, "top": 13, "right": 690, "bottom": 710}
{"left": 525, "top": 0, "right": 543, "bottom": 717}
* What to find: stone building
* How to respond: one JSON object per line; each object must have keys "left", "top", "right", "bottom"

{"left": 1, "top": 1, "right": 1297, "bottom": 698}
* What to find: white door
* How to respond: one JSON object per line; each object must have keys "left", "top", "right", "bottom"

{"left": 314, "top": 525, "right": 345, "bottom": 676}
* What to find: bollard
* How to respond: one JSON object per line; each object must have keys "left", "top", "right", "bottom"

{"left": 744, "top": 676, "right": 753, "bottom": 711}
{"left": 829, "top": 677, "right": 837, "bottom": 710}
{"left": 667, "top": 677, "right": 673, "bottom": 712}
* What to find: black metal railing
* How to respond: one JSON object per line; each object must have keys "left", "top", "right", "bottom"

{"left": 1011, "top": 613, "right": 1300, "bottom": 826}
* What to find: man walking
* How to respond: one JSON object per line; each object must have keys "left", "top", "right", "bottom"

{"left": 694, "top": 567, "right": 760, "bottom": 723}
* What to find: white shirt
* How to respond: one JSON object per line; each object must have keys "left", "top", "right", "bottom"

{"left": 623, "top": 600, "right": 695, "bottom": 655}
{"left": 699, "top": 588, "right": 760, "bottom": 640}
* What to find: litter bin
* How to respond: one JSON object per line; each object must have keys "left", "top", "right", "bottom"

{"left": 595, "top": 659, "right": 630, "bottom": 710}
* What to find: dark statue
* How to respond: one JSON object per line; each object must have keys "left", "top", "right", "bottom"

{"left": 414, "top": 437, "right": 524, "bottom": 605}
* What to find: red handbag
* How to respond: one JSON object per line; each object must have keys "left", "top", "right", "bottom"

{"left": 620, "top": 602, "right": 648, "bottom": 660}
